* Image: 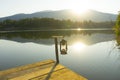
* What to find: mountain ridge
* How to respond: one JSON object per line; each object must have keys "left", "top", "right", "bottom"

{"left": 0, "top": 9, "right": 117, "bottom": 22}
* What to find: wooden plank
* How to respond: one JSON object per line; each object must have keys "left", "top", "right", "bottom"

{"left": 0, "top": 60, "right": 87, "bottom": 80}
{"left": 30, "top": 66, "right": 87, "bottom": 80}
{"left": 0, "top": 60, "right": 54, "bottom": 76}
{"left": 0, "top": 60, "right": 54, "bottom": 80}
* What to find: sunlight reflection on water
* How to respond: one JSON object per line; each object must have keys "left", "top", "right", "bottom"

{"left": 71, "top": 42, "right": 87, "bottom": 51}
{"left": 0, "top": 30, "right": 120, "bottom": 80}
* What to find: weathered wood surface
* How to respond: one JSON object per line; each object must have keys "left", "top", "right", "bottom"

{"left": 0, "top": 60, "right": 87, "bottom": 80}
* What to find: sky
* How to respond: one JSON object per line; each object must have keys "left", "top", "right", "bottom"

{"left": 0, "top": 0, "right": 120, "bottom": 17}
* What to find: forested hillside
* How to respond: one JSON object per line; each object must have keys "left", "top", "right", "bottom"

{"left": 0, "top": 18, "right": 115, "bottom": 31}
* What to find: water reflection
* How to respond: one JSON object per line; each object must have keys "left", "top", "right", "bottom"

{"left": 0, "top": 30, "right": 115, "bottom": 45}
{"left": 72, "top": 42, "right": 87, "bottom": 51}
{"left": 0, "top": 30, "right": 120, "bottom": 80}
{"left": 77, "top": 28, "right": 81, "bottom": 31}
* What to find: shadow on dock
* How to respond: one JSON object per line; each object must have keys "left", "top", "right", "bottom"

{"left": 45, "top": 62, "right": 58, "bottom": 80}
{"left": 0, "top": 60, "right": 87, "bottom": 80}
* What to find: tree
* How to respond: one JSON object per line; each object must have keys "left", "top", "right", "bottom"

{"left": 115, "top": 11, "right": 120, "bottom": 36}
{"left": 115, "top": 11, "right": 120, "bottom": 45}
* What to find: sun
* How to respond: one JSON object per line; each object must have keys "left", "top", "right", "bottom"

{"left": 68, "top": 0, "right": 90, "bottom": 14}
{"left": 72, "top": 8, "right": 88, "bottom": 14}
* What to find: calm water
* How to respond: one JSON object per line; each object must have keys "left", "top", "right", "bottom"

{"left": 0, "top": 30, "right": 120, "bottom": 80}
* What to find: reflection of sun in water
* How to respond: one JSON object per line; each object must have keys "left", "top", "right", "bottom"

{"left": 72, "top": 42, "right": 86, "bottom": 51}
{"left": 77, "top": 28, "right": 81, "bottom": 31}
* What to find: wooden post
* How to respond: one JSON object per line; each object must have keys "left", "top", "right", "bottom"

{"left": 54, "top": 37, "right": 59, "bottom": 63}
{"left": 53, "top": 36, "right": 63, "bottom": 63}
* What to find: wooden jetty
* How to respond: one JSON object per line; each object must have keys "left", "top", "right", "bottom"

{"left": 0, "top": 60, "right": 87, "bottom": 80}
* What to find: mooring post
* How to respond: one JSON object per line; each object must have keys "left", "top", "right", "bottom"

{"left": 54, "top": 37, "right": 59, "bottom": 63}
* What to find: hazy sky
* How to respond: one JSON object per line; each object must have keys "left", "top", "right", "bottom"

{"left": 0, "top": 0, "right": 120, "bottom": 17}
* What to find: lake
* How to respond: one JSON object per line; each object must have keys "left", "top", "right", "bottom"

{"left": 0, "top": 29, "right": 120, "bottom": 80}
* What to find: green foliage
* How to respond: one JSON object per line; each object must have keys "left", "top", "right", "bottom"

{"left": 115, "top": 13, "right": 120, "bottom": 36}
{"left": 1, "top": 19, "right": 17, "bottom": 27}
{"left": 0, "top": 18, "right": 115, "bottom": 31}
{"left": 115, "top": 12, "right": 120, "bottom": 46}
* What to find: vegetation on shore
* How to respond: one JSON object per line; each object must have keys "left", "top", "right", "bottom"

{"left": 0, "top": 18, "right": 115, "bottom": 31}
{"left": 115, "top": 12, "right": 120, "bottom": 35}
{"left": 115, "top": 12, "right": 120, "bottom": 45}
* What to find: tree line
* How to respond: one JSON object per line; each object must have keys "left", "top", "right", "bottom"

{"left": 0, "top": 18, "right": 115, "bottom": 31}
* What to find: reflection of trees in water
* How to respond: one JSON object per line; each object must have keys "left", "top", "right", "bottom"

{"left": 0, "top": 30, "right": 115, "bottom": 46}
{"left": 106, "top": 41, "right": 120, "bottom": 64}
{"left": 116, "top": 36, "right": 120, "bottom": 47}
{"left": 0, "top": 30, "right": 114, "bottom": 40}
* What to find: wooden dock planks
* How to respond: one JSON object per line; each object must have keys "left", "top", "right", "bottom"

{"left": 0, "top": 60, "right": 87, "bottom": 80}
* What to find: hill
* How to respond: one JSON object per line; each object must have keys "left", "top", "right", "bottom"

{"left": 0, "top": 9, "right": 117, "bottom": 22}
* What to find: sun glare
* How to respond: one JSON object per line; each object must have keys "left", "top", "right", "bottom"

{"left": 72, "top": 42, "right": 86, "bottom": 51}
{"left": 77, "top": 28, "right": 81, "bottom": 31}
{"left": 69, "top": 0, "right": 90, "bottom": 15}
{"left": 72, "top": 8, "right": 88, "bottom": 14}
